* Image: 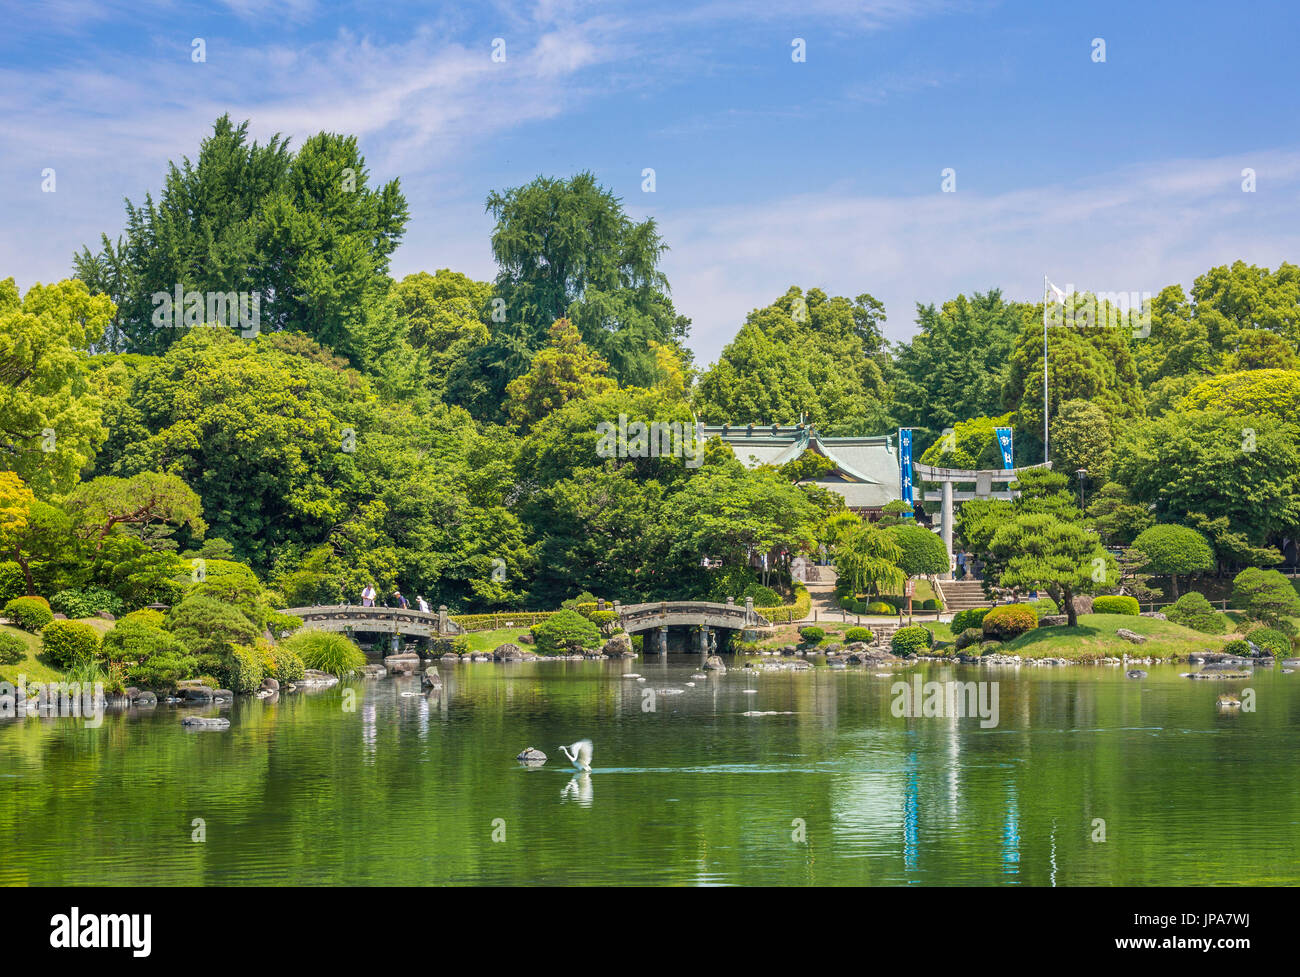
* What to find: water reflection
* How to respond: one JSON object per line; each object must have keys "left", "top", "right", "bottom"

{"left": 561, "top": 771, "right": 593, "bottom": 807}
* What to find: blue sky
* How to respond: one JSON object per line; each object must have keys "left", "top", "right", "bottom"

{"left": 3, "top": 0, "right": 1299, "bottom": 363}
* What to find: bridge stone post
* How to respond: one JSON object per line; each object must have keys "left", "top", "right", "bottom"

{"left": 657, "top": 626, "right": 668, "bottom": 655}
{"left": 438, "top": 605, "right": 448, "bottom": 634}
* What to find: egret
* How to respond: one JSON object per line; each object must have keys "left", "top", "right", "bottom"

{"left": 558, "top": 739, "right": 593, "bottom": 771}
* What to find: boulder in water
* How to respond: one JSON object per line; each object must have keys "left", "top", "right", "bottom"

{"left": 516, "top": 747, "right": 546, "bottom": 765}
{"left": 182, "top": 716, "right": 230, "bottom": 730}
{"left": 703, "top": 655, "right": 726, "bottom": 673}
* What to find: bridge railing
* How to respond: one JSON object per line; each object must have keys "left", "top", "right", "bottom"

{"left": 284, "top": 605, "right": 463, "bottom": 635}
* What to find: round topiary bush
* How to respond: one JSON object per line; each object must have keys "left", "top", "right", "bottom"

{"left": 891, "top": 625, "right": 933, "bottom": 657}
{"left": 1165, "top": 592, "right": 1227, "bottom": 634}
{"left": 921, "top": 598, "right": 942, "bottom": 611}
{"left": 0, "top": 632, "right": 25, "bottom": 665}
{"left": 40, "top": 620, "right": 102, "bottom": 669}
{"left": 1222, "top": 639, "right": 1252, "bottom": 658}
{"left": 587, "top": 609, "right": 619, "bottom": 628}
{"left": 954, "top": 627, "right": 984, "bottom": 651}
{"left": 951, "top": 607, "right": 990, "bottom": 633}
{"left": 1243, "top": 626, "right": 1290, "bottom": 657}
{"left": 844, "top": 626, "right": 874, "bottom": 642}
{"left": 798, "top": 625, "right": 825, "bottom": 644}
{"left": 981, "top": 603, "right": 1039, "bottom": 640}
{"left": 531, "top": 609, "right": 602, "bottom": 655}
{"left": 866, "top": 601, "right": 896, "bottom": 615}
{"left": 4, "top": 596, "right": 54, "bottom": 633}
{"left": 102, "top": 619, "right": 186, "bottom": 663}
{"left": 741, "top": 583, "right": 781, "bottom": 606}
{"left": 119, "top": 608, "right": 166, "bottom": 629}
{"left": 1093, "top": 595, "right": 1140, "bottom": 616}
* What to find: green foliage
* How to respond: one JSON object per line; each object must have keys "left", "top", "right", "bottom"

{"left": 891, "top": 626, "right": 933, "bottom": 657}
{"left": 883, "top": 524, "right": 950, "bottom": 577}
{"left": 1222, "top": 639, "right": 1252, "bottom": 657}
{"left": 918, "top": 412, "right": 1013, "bottom": 470}
{"left": 222, "top": 643, "right": 264, "bottom": 694}
{"left": 125, "top": 653, "right": 200, "bottom": 691}
{"left": 1243, "top": 626, "right": 1291, "bottom": 657}
{"left": 0, "top": 561, "right": 24, "bottom": 604}
{"left": 266, "top": 645, "right": 306, "bottom": 684}
{"left": 1131, "top": 524, "right": 1215, "bottom": 596}
{"left": 798, "top": 626, "right": 825, "bottom": 644}
{"left": 1031, "top": 597, "right": 1059, "bottom": 616}
{"left": 954, "top": 627, "right": 984, "bottom": 651}
{"left": 988, "top": 512, "right": 1115, "bottom": 626}
{"left": 50, "top": 587, "right": 125, "bottom": 619}
{"left": 587, "top": 609, "right": 619, "bottom": 627}
{"left": 1231, "top": 568, "right": 1300, "bottom": 627}
{"left": 166, "top": 594, "right": 260, "bottom": 658}
{"left": 982, "top": 604, "right": 1039, "bottom": 640}
{"left": 1092, "top": 595, "right": 1140, "bottom": 616}
{"left": 695, "top": 286, "right": 889, "bottom": 435}
{"left": 4, "top": 597, "right": 53, "bottom": 632}
{"left": 844, "top": 626, "right": 874, "bottom": 642}
{"left": 102, "top": 618, "right": 186, "bottom": 663}
{"left": 951, "top": 608, "right": 991, "bottom": 633}
{"left": 1181, "top": 369, "right": 1300, "bottom": 419}
{"left": 866, "top": 601, "right": 896, "bottom": 615}
{"left": 41, "top": 620, "right": 102, "bottom": 669}
{"left": 505, "top": 318, "right": 616, "bottom": 430}
{"left": 282, "top": 629, "right": 366, "bottom": 676}
{"left": 1086, "top": 482, "right": 1155, "bottom": 546}
{"left": 834, "top": 522, "right": 905, "bottom": 597}
{"left": 1165, "top": 592, "right": 1228, "bottom": 634}
{"left": 530, "top": 609, "right": 602, "bottom": 655}
{"left": 0, "top": 632, "right": 25, "bottom": 665}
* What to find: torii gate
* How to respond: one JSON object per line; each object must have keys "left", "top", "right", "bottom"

{"left": 911, "top": 461, "right": 1052, "bottom": 577}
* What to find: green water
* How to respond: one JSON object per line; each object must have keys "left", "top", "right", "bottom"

{"left": 1, "top": 659, "right": 1297, "bottom": 886}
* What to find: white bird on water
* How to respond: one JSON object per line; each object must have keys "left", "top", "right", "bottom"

{"left": 558, "top": 739, "right": 593, "bottom": 771}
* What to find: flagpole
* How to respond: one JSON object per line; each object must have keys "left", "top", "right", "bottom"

{"left": 1042, "top": 274, "right": 1049, "bottom": 463}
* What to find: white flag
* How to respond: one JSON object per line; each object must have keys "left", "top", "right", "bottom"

{"left": 1045, "top": 277, "right": 1067, "bottom": 303}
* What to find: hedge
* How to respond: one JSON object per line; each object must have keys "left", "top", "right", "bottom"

{"left": 951, "top": 607, "right": 991, "bottom": 633}
{"left": 1093, "top": 595, "right": 1139, "bottom": 616}
{"left": 451, "top": 611, "right": 558, "bottom": 632}
{"left": 755, "top": 583, "right": 811, "bottom": 624}
{"left": 4, "top": 597, "right": 53, "bottom": 633}
{"left": 981, "top": 604, "right": 1039, "bottom": 640}
{"left": 41, "top": 620, "right": 102, "bottom": 669}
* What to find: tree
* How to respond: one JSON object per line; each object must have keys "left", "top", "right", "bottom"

{"left": 884, "top": 524, "right": 949, "bottom": 577}
{"left": 988, "top": 513, "right": 1115, "bottom": 627}
{"left": 1231, "top": 568, "right": 1300, "bottom": 631}
{"left": 66, "top": 472, "right": 206, "bottom": 551}
{"left": 504, "top": 318, "right": 616, "bottom": 430}
{"left": 1113, "top": 409, "right": 1300, "bottom": 551}
{"left": 0, "top": 472, "right": 35, "bottom": 546}
{"left": 1086, "top": 482, "right": 1154, "bottom": 546}
{"left": 74, "top": 115, "right": 410, "bottom": 370}
{"left": 1051, "top": 398, "right": 1114, "bottom": 484}
{"left": 834, "top": 523, "right": 906, "bottom": 597}
{"left": 8, "top": 500, "right": 78, "bottom": 597}
{"left": 474, "top": 171, "right": 685, "bottom": 414}
{"left": 1181, "top": 369, "right": 1300, "bottom": 419}
{"left": 917, "top": 413, "right": 1012, "bottom": 470}
{"left": 893, "top": 290, "right": 1029, "bottom": 448}
{"left": 694, "top": 286, "right": 890, "bottom": 434}
{"left": 0, "top": 277, "right": 111, "bottom": 495}
{"left": 1131, "top": 524, "right": 1215, "bottom": 598}
{"left": 392, "top": 270, "right": 491, "bottom": 397}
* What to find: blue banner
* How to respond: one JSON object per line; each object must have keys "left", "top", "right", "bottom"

{"left": 995, "top": 427, "right": 1014, "bottom": 470}
{"left": 899, "top": 428, "right": 914, "bottom": 505}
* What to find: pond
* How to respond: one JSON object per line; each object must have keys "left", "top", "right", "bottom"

{"left": 1, "top": 659, "right": 1296, "bottom": 885}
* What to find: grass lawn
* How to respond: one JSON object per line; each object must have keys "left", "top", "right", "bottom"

{"left": 457, "top": 626, "right": 536, "bottom": 653}
{"left": 755, "top": 617, "right": 954, "bottom": 650}
{"left": 0, "top": 623, "right": 65, "bottom": 684}
{"left": 999, "top": 613, "right": 1225, "bottom": 660}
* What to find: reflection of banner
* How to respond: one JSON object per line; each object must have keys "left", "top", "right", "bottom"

{"left": 899, "top": 428, "right": 914, "bottom": 505}
{"left": 995, "top": 427, "right": 1014, "bottom": 470}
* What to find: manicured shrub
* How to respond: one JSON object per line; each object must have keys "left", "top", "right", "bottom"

{"left": 951, "top": 607, "right": 990, "bottom": 633}
{"left": 1132, "top": 524, "right": 1215, "bottom": 595}
{"left": 798, "top": 625, "right": 825, "bottom": 644}
{"left": 40, "top": 620, "right": 102, "bottom": 669}
{"left": 222, "top": 643, "right": 264, "bottom": 693}
{"left": 167, "top": 595, "right": 260, "bottom": 658}
{"left": 120, "top": 608, "right": 166, "bottom": 629}
{"left": 1165, "top": 592, "right": 1228, "bottom": 634}
{"left": 844, "top": 626, "right": 874, "bottom": 642}
{"left": 282, "top": 629, "right": 366, "bottom": 676}
{"left": 1243, "top": 626, "right": 1291, "bottom": 657}
{"left": 1031, "top": 597, "right": 1059, "bottom": 617}
{"left": 921, "top": 598, "right": 942, "bottom": 611}
{"left": 1232, "top": 568, "right": 1300, "bottom": 628}
{"left": 587, "top": 609, "right": 619, "bottom": 627}
{"left": 102, "top": 619, "right": 187, "bottom": 663}
{"left": 891, "top": 625, "right": 933, "bottom": 657}
{"left": 574, "top": 602, "right": 599, "bottom": 619}
{"left": 1093, "top": 595, "right": 1140, "bottom": 616}
{"left": 4, "top": 597, "right": 53, "bottom": 633}
{"left": 0, "top": 632, "right": 26, "bottom": 665}
{"left": 531, "top": 609, "right": 603, "bottom": 655}
{"left": 1222, "top": 639, "right": 1252, "bottom": 658}
{"left": 954, "top": 627, "right": 984, "bottom": 651}
{"left": 50, "top": 587, "right": 125, "bottom": 619}
{"left": 0, "top": 562, "right": 27, "bottom": 604}
{"left": 127, "top": 653, "right": 200, "bottom": 691}
{"left": 561, "top": 592, "right": 598, "bottom": 612}
{"left": 257, "top": 641, "right": 306, "bottom": 684}
{"left": 866, "top": 601, "right": 896, "bottom": 615}
{"left": 981, "top": 603, "right": 1038, "bottom": 640}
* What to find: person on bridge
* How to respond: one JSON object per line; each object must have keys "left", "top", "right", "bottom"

{"left": 417, "top": 595, "right": 430, "bottom": 613}
{"left": 361, "top": 584, "right": 376, "bottom": 607}
{"left": 393, "top": 589, "right": 409, "bottom": 609}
